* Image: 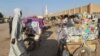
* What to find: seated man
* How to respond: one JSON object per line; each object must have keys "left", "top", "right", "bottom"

{"left": 21, "top": 17, "right": 42, "bottom": 50}
{"left": 22, "top": 18, "right": 42, "bottom": 41}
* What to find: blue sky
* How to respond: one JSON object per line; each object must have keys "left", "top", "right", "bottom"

{"left": 0, "top": 0, "right": 100, "bottom": 17}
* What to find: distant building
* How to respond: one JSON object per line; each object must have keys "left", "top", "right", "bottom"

{"left": 37, "top": 16, "right": 43, "bottom": 19}
{"left": 48, "top": 3, "right": 100, "bottom": 16}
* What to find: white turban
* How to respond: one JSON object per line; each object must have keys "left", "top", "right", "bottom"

{"left": 14, "top": 8, "right": 22, "bottom": 17}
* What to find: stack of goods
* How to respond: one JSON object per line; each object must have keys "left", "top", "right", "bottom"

{"left": 67, "top": 24, "right": 82, "bottom": 43}
{"left": 81, "top": 14, "right": 97, "bottom": 41}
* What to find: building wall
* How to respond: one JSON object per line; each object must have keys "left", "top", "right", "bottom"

{"left": 67, "top": 5, "right": 89, "bottom": 15}
{"left": 90, "top": 4, "right": 100, "bottom": 14}
{"left": 74, "top": 7, "right": 80, "bottom": 14}
{"left": 59, "top": 4, "right": 90, "bottom": 15}
{"left": 67, "top": 4, "right": 100, "bottom": 15}
{"left": 48, "top": 3, "right": 100, "bottom": 17}
{"left": 70, "top": 9, "right": 74, "bottom": 15}
{"left": 81, "top": 6, "right": 88, "bottom": 13}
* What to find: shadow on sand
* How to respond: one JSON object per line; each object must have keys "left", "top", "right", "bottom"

{"left": 29, "top": 27, "right": 58, "bottom": 56}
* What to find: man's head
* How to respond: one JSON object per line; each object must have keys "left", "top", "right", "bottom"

{"left": 64, "top": 15, "right": 68, "bottom": 18}
{"left": 14, "top": 8, "right": 22, "bottom": 17}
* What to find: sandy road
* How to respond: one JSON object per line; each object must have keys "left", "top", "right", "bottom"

{"left": 0, "top": 23, "right": 10, "bottom": 56}
{"left": 1, "top": 23, "right": 100, "bottom": 56}
{"left": 0, "top": 23, "right": 58, "bottom": 56}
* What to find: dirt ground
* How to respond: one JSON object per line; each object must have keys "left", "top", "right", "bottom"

{"left": 0, "top": 23, "right": 10, "bottom": 56}
{"left": 0, "top": 23, "right": 100, "bottom": 56}
{"left": 0, "top": 23, "right": 58, "bottom": 56}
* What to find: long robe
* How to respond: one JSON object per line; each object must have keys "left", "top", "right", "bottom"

{"left": 9, "top": 13, "right": 27, "bottom": 56}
